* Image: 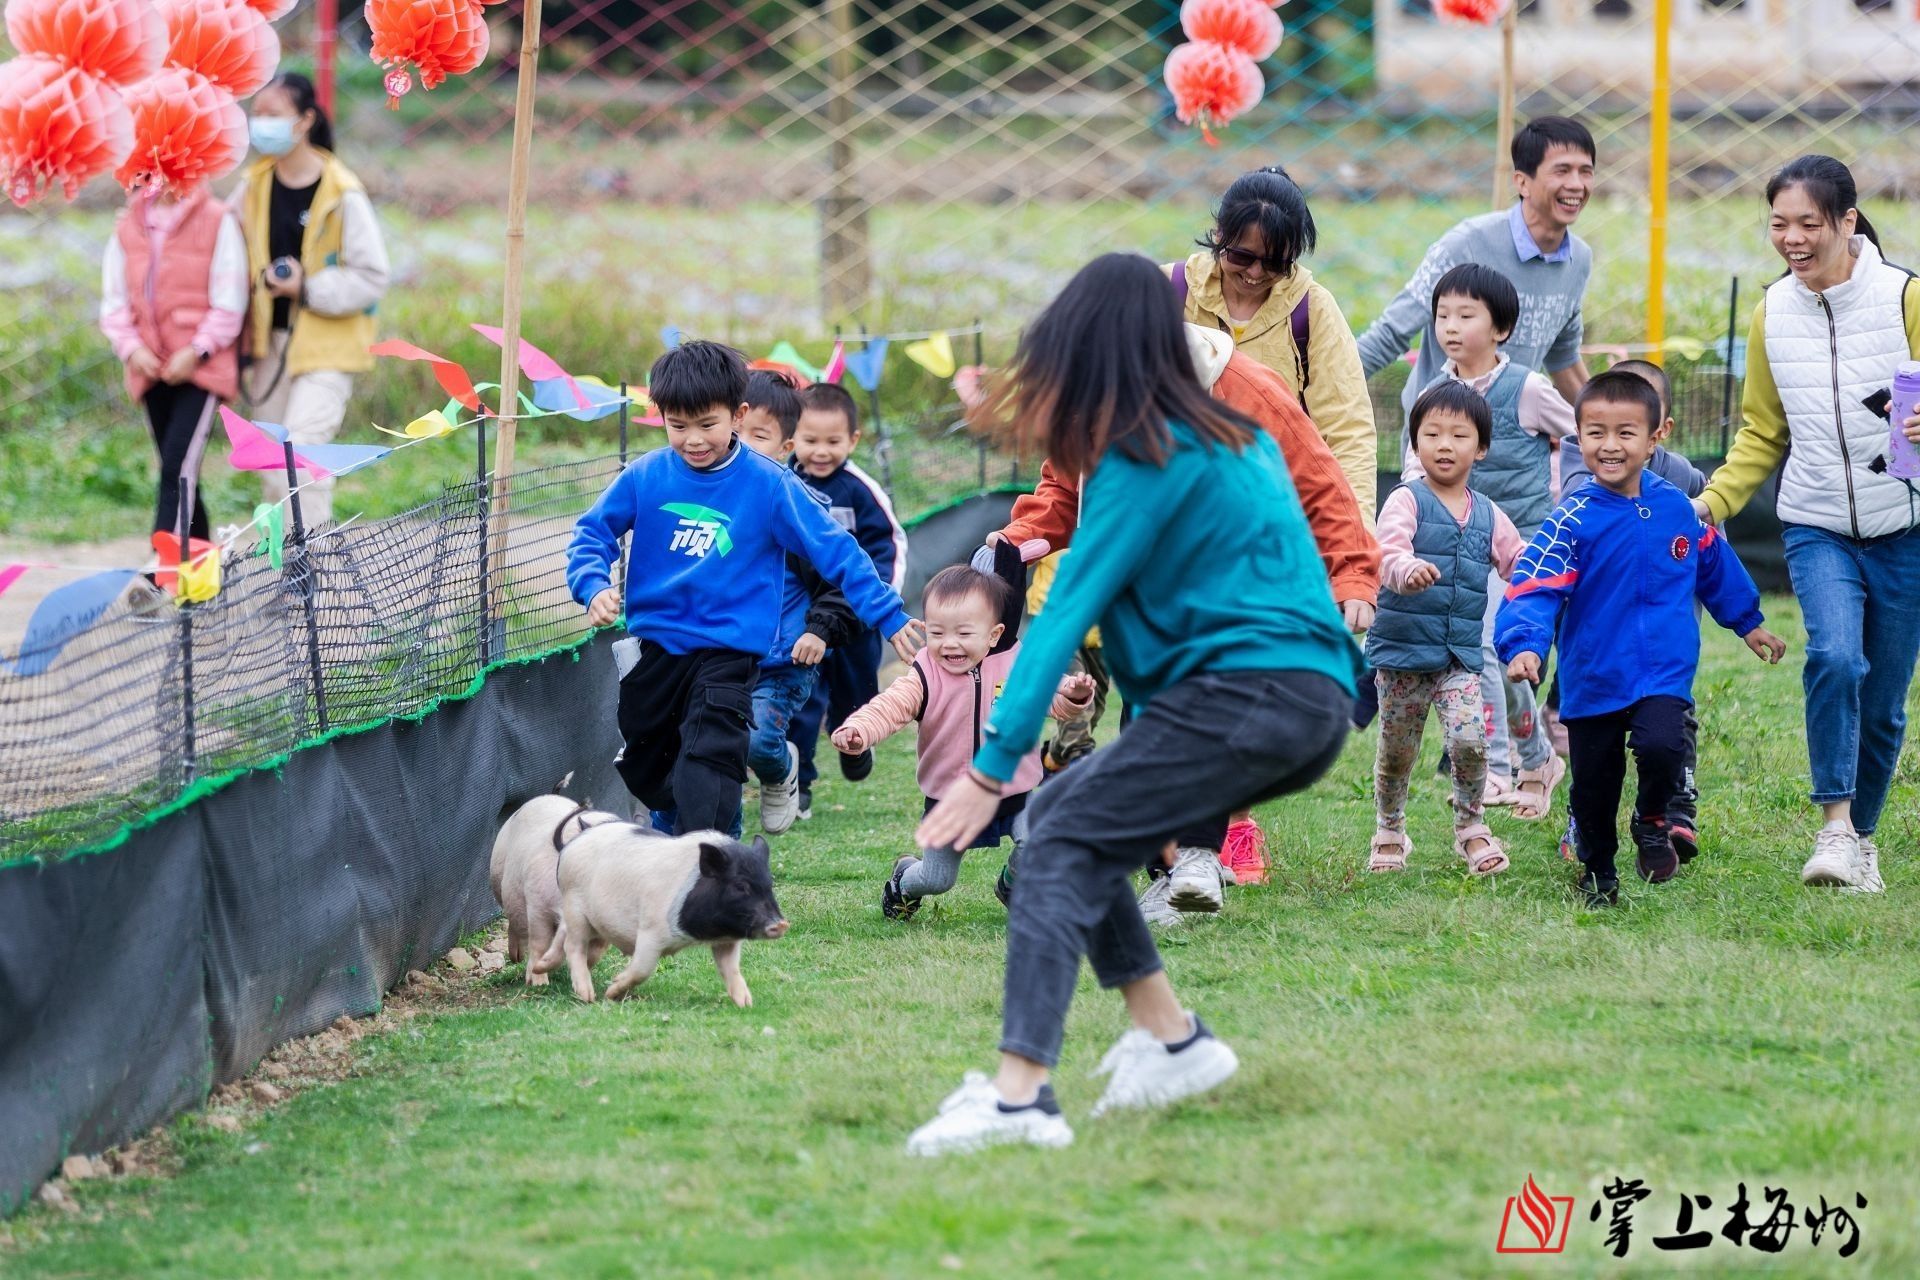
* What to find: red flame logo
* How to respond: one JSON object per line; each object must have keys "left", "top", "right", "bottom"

{"left": 1497, "top": 1173, "right": 1574, "bottom": 1254}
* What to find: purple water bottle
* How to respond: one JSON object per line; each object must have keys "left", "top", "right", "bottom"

{"left": 1890, "top": 361, "right": 1920, "bottom": 480}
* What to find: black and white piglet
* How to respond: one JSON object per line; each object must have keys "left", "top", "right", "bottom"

{"left": 532, "top": 827, "right": 788, "bottom": 1006}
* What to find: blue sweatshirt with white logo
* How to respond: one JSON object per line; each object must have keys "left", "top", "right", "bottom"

{"left": 1494, "top": 472, "right": 1764, "bottom": 719}
{"left": 567, "top": 441, "right": 911, "bottom": 656}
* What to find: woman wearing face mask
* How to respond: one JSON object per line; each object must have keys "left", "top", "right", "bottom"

{"left": 1162, "top": 165, "right": 1377, "bottom": 897}
{"left": 1696, "top": 154, "right": 1920, "bottom": 895}
{"left": 232, "top": 72, "right": 390, "bottom": 527}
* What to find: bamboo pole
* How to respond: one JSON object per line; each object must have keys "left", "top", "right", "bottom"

{"left": 1647, "top": 0, "right": 1672, "bottom": 364}
{"left": 1492, "top": 0, "right": 1517, "bottom": 211}
{"left": 821, "top": 0, "right": 869, "bottom": 321}
{"left": 487, "top": 0, "right": 545, "bottom": 623}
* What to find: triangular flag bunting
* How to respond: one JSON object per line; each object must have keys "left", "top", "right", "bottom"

{"left": 905, "top": 332, "right": 956, "bottom": 379}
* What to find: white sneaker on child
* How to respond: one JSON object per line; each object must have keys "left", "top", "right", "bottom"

{"left": 759, "top": 744, "right": 801, "bottom": 835}
{"left": 1089, "top": 1014, "right": 1239, "bottom": 1118}
{"left": 1843, "top": 836, "right": 1884, "bottom": 895}
{"left": 1801, "top": 827, "right": 1862, "bottom": 887}
{"left": 1166, "top": 847, "right": 1224, "bottom": 913}
{"left": 905, "top": 1072, "right": 1073, "bottom": 1156}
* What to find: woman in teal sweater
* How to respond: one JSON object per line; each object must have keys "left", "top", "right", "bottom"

{"left": 906, "top": 254, "right": 1359, "bottom": 1157}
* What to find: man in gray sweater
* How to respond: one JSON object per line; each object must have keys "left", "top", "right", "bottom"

{"left": 1357, "top": 115, "right": 1599, "bottom": 813}
{"left": 1357, "top": 115, "right": 1598, "bottom": 419}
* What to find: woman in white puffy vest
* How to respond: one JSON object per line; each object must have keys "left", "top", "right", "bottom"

{"left": 1699, "top": 155, "right": 1920, "bottom": 894}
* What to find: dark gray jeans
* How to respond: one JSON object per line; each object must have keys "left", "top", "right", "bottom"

{"left": 1000, "top": 669, "right": 1351, "bottom": 1067}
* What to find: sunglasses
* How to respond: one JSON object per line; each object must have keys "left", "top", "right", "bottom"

{"left": 1215, "top": 244, "right": 1287, "bottom": 274}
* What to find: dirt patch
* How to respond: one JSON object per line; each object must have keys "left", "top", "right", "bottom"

{"left": 0, "top": 924, "right": 513, "bottom": 1245}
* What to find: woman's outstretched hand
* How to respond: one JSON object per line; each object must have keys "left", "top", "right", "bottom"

{"left": 916, "top": 772, "right": 1001, "bottom": 853}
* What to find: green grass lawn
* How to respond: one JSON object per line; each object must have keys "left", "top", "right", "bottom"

{"left": 4, "top": 595, "right": 1917, "bottom": 1276}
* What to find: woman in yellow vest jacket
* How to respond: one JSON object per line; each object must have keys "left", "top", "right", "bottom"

{"left": 234, "top": 73, "right": 390, "bottom": 529}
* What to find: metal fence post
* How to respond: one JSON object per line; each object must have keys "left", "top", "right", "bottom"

{"left": 175, "top": 487, "right": 196, "bottom": 784}
{"left": 1720, "top": 276, "right": 1739, "bottom": 455}
{"left": 476, "top": 413, "right": 492, "bottom": 669}
{"left": 283, "top": 441, "right": 328, "bottom": 734}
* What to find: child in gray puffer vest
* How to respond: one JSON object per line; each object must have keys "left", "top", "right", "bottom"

{"left": 1366, "top": 381, "right": 1527, "bottom": 877}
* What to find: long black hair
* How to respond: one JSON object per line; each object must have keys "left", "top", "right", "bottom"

{"left": 1197, "top": 165, "right": 1317, "bottom": 278}
{"left": 266, "top": 72, "right": 335, "bottom": 154}
{"left": 1766, "top": 154, "right": 1878, "bottom": 249}
{"left": 981, "top": 253, "right": 1258, "bottom": 477}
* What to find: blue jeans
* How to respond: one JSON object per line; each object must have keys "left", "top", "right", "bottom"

{"left": 1782, "top": 522, "right": 1920, "bottom": 835}
{"left": 749, "top": 664, "right": 817, "bottom": 784}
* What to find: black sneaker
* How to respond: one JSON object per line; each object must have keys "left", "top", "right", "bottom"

{"left": 882, "top": 855, "right": 922, "bottom": 921}
{"left": 1631, "top": 814, "right": 1679, "bottom": 883}
{"left": 841, "top": 748, "right": 874, "bottom": 782}
{"left": 1578, "top": 869, "right": 1620, "bottom": 907}
{"left": 1666, "top": 813, "right": 1699, "bottom": 864}
{"left": 994, "top": 857, "right": 1015, "bottom": 908}
{"left": 796, "top": 787, "right": 813, "bottom": 821}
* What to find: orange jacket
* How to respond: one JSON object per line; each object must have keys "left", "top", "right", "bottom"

{"left": 1001, "top": 350, "right": 1379, "bottom": 607}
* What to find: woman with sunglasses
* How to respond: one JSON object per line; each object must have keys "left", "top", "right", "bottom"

{"left": 1163, "top": 165, "right": 1377, "bottom": 897}
{"left": 1168, "top": 166, "right": 1377, "bottom": 524}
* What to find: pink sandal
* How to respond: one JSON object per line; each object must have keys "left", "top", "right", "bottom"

{"left": 1510, "top": 756, "right": 1567, "bottom": 822}
{"left": 1455, "top": 824, "right": 1509, "bottom": 876}
{"left": 1368, "top": 829, "right": 1411, "bottom": 873}
{"left": 1482, "top": 772, "right": 1521, "bottom": 807}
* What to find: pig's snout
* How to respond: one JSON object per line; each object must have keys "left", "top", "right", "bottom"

{"left": 762, "top": 918, "right": 789, "bottom": 940}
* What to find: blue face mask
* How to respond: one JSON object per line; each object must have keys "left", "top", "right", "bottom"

{"left": 249, "top": 117, "right": 297, "bottom": 157}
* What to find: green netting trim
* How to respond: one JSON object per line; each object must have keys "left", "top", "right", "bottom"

{"left": 4, "top": 634, "right": 602, "bottom": 872}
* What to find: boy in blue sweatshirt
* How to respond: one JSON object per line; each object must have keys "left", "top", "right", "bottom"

{"left": 785, "top": 382, "right": 908, "bottom": 815}
{"left": 1498, "top": 370, "right": 1785, "bottom": 906}
{"left": 737, "top": 371, "right": 858, "bottom": 834}
{"left": 567, "top": 342, "right": 919, "bottom": 837}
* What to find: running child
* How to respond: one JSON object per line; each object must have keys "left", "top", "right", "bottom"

{"left": 1554, "top": 358, "right": 1710, "bottom": 863}
{"left": 1497, "top": 371, "right": 1784, "bottom": 906}
{"left": 1411, "top": 264, "right": 1573, "bottom": 820}
{"left": 736, "top": 371, "right": 859, "bottom": 833}
{"left": 1367, "top": 380, "right": 1528, "bottom": 877}
{"left": 832, "top": 546, "right": 1094, "bottom": 920}
{"left": 785, "top": 382, "right": 908, "bottom": 817}
{"left": 566, "top": 341, "right": 920, "bottom": 837}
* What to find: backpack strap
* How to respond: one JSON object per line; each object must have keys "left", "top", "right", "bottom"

{"left": 1172, "top": 260, "right": 1188, "bottom": 309}
{"left": 1289, "top": 292, "right": 1312, "bottom": 405}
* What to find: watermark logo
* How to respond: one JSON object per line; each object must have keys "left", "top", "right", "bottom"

{"left": 1497, "top": 1173, "right": 1575, "bottom": 1254}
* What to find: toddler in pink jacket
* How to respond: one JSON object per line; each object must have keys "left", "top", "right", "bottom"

{"left": 834, "top": 543, "right": 1093, "bottom": 921}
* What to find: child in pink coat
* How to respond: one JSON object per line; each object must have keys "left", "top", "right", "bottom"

{"left": 834, "top": 544, "right": 1093, "bottom": 920}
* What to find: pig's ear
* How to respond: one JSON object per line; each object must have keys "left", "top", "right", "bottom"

{"left": 697, "top": 841, "right": 731, "bottom": 879}
{"left": 749, "top": 835, "right": 772, "bottom": 864}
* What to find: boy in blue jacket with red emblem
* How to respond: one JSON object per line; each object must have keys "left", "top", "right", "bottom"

{"left": 1497, "top": 370, "right": 1785, "bottom": 906}
{"left": 567, "top": 341, "right": 920, "bottom": 837}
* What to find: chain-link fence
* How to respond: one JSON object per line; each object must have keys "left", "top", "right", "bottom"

{"left": 7, "top": 0, "right": 1920, "bottom": 543}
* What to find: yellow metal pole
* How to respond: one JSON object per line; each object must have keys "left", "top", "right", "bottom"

{"left": 1492, "top": 1, "right": 1516, "bottom": 211}
{"left": 1647, "top": 0, "right": 1671, "bottom": 363}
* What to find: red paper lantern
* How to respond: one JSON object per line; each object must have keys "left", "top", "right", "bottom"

{"left": 1165, "top": 40, "right": 1263, "bottom": 145}
{"left": 0, "top": 55, "right": 131, "bottom": 205}
{"left": 4, "top": 0, "right": 164, "bottom": 87}
{"left": 1431, "top": 0, "right": 1511, "bottom": 24}
{"left": 157, "top": 0, "right": 281, "bottom": 98}
{"left": 1180, "top": 0, "right": 1283, "bottom": 62}
{"left": 236, "top": 0, "right": 298, "bottom": 18}
{"left": 116, "top": 67, "right": 247, "bottom": 194}
{"left": 367, "top": 0, "right": 491, "bottom": 103}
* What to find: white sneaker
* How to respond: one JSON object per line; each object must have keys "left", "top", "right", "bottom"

{"left": 906, "top": 1072, "right": 1073, "bottom": 1156}
{"left": 1137, "top": 874, "right": 1182, "bottom": 926}
{"left": 1802, "top": 827, "right": 1863, "bottom": 887}
{"left": 1843, "top": 836, "right": 1884, "bottom": 895}
{"left": 1166, "top": 847, "right": 1224, "bottom": 914}
{"left": 759, "top": 744, "right": 801, "bottom": 835}
{"left": 1089, "top": 1014, "right": 1239, "bottom": 1118}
